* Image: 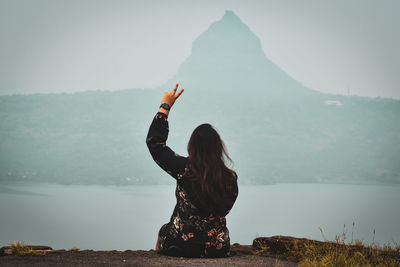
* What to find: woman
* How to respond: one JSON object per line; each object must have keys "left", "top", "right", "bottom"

{"left": 146, "top": 83, "right": 238, "bottom": 258}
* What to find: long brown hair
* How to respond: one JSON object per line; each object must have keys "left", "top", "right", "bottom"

{"left": 187, "top": 123, "right": 237, "bottom": 216}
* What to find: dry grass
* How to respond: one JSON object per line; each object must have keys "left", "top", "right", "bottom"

{"left": 252, "top": 224, "right": 400, "bottom": 266}
{"left": 10, "top": 241, "right": 44, "bottom": 256}
{"left": 299, "top": 225, "right": 400, "bottom": 266}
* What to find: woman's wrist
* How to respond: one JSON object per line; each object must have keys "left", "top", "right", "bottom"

{"left": 158, "top": 107, "right": 169, "bottom": 116}
{"left": 157, "top": 83, "right": 183, "bottom": 117}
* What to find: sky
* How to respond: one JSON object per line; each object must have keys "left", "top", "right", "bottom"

{"left": 0, "top": 0, "right": 399, "bottom": 99}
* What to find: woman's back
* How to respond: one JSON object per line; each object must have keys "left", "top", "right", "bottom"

{"left": 146, "top": 84, "right": 238, "bottom": 257}
{"left": 182, "top": 164, "right": 238, "bottom": 218}
{"left": 159, "top": 169, "right": 238, "bottom": 257}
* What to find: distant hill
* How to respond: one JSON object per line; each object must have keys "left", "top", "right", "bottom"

{"left": 1, "top": 10, "right": 399, "bottom": 185}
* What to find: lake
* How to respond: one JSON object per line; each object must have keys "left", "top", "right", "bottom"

{"left": 0, "top": 183, "right": 399, "bottom": 250}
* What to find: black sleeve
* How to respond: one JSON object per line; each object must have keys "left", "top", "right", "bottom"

{"left": 146, "top": 112, "right": 188, "bottom": 180}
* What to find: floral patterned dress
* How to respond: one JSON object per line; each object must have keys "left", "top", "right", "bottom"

{"left": 146, "top": 112, "right": 238, "bottom": 257}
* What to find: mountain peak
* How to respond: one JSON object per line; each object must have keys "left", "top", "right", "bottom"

{"left": 220, "top": 10, "right": 242, "bottom": 23}
{"left": 201, "top": 10, "right": 255, "bottom": 41}
{"left": 164, "top": 10, "right": 302, "bottom": 93}
{"left": 182, "top": 10, "right": 265, "bottom": 68}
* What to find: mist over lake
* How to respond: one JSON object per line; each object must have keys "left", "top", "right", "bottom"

{"left": 1, "top": 183, "right": 399, "bottom": 250}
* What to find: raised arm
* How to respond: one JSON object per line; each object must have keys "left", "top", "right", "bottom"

{"left": 146, "top": 83, "right": 187, "bottom": 179}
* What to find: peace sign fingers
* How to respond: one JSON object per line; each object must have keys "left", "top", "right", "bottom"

{"left": 172, "top": 83, "right": 179, "bottom": 95}
{"left": 172, "top": 83, "right": 184, "bottom": 100}
{"left": 176, "top": 88, "right": 184, "bottom": 98}
{"left": 160, "top": 82, "right": 184, "bottom": 111}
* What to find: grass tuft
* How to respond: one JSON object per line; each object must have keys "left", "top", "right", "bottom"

{"left": 252, "top": 238, "right": 269, "bottom": 256}
{"left": 10, "top": 241, "right": 44, "bottom": 256}
{"left": 298, "top": 226, "right": 400, "bottom": 266}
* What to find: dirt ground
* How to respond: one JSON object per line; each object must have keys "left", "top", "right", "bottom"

{"left": 0, "top": 244, "right": 297, "bottom": 267}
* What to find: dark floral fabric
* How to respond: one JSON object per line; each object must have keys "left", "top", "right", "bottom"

{"left": 146, "top": 112, "right": 238, "bottom": 258}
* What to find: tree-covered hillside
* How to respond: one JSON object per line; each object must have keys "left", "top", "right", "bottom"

{"left": 0, "top": 87, "right": 399, "bottom": 185}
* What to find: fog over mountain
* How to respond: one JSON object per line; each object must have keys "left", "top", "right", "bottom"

{"left": 1, "top": 11, "right": 399, "bottom": 185}
{"left": 167, "top": 11, "right": 301, "bottom": 92}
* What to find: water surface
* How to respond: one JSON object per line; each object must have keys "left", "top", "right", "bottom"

{"left": 0, "top": 183, "right": 399, "bottom": 250}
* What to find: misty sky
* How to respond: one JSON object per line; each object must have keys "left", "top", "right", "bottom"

{"left": 0, "top": 0, "right": 399, "bottom": 98}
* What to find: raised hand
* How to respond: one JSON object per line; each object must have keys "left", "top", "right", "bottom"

{"left": 161, "top": 83, "right": 184, "bottom": 108}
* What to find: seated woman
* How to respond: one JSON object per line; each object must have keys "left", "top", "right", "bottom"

{"left": 146, "top": 83, "right": 238, "bottom": 258}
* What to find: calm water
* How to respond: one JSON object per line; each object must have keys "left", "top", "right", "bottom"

{"left": 0, "top": 183, "right": 399, "bottom": 250}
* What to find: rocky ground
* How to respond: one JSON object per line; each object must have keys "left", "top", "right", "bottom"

{"left": 0, "top": 243, "right": 296, "bottom": 267}
{"left": 2, "top": 236, "right": 399, "bottom": 266}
